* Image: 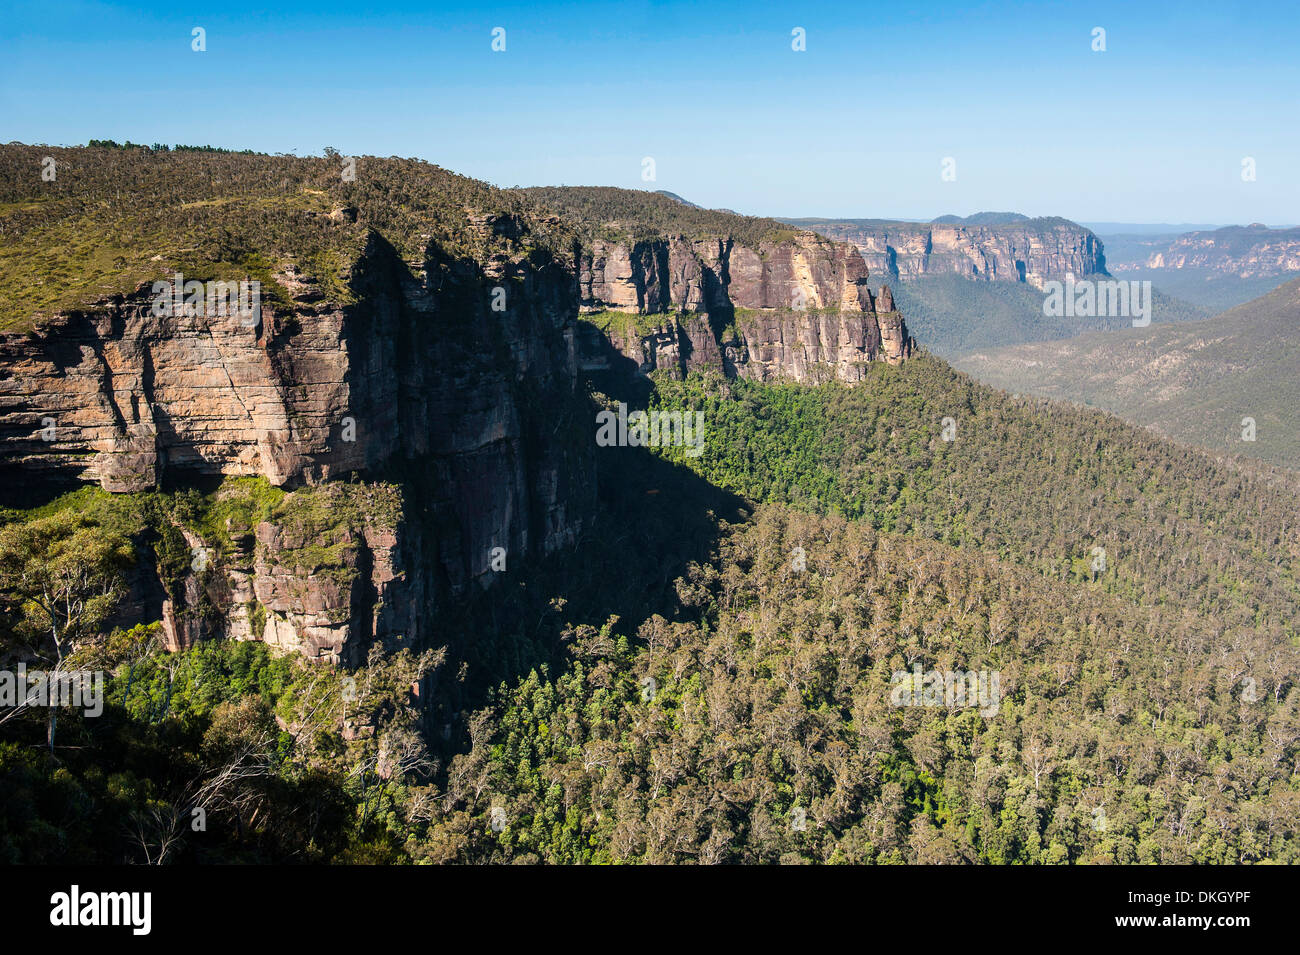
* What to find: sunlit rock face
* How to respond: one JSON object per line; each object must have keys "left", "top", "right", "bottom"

{"left": 577, "top": 229, "right": 913, "bottom": 384}
{"left": 787, "top": 219, "right": 1107, "bottom": 290}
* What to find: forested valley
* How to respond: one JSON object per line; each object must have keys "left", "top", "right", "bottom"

{"left": 5, "top": 353, "right": 1296, "bottom": 864}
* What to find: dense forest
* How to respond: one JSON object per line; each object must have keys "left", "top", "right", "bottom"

{"left": 3, "top": 353, "right": 1296, "bottom": 863}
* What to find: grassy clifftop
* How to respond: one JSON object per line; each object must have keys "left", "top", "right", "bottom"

{"left": 516, "top": 184, "right": 800, "bottom": 247}
{"left": 0, "top": 143, "right": 575, "bottom": 330}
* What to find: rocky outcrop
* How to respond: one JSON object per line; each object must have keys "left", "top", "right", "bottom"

{"left": 781, "top": 217, "right": 1107, "bottom": 289}
{"left": 0, "top": 300, "right": 343, "bottom": 492}
{"left": 587, "top": 305, "right": 910, "bottom": 385}
{"left": 156, "top": 484, "right": 421, "bottom": 664}
{"left": 578, "top": 231, "right": 874, "bottom": 313}
{"left": 2, "top": 228, "right": 585, "bottom": 487}
{"left": 575, "top": 229, "right": 912, "bottom": 383}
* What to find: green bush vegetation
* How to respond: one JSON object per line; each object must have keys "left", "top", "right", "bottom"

{"left": 4, "top": 353, "right": 1295, "bottom": 863}
{"left": 955, "top": 276, "right": 1300, "bottom": 470}
{"left": 0, "top": 143, "right": 578, "bottom": 330}
{"left": 1, "top": 146, "right": 1296, "bottom": 865}
{"left": 518, "top": 185, "right": 803, "bottom": 248}
{"left": 887, "top": 274, "right": 1210, "bottom": 357}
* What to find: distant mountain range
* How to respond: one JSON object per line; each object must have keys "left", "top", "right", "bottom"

{"left": 780, "top": 213, "right": 1216, "bottom": 355}
{"left": 776, "top": 211, "right": 1300, "bottom": 358}
{"left": 1110, "top": 224, "right": 1300, "bottom": 278}
{"left": 929, "top": 212, "right": 1031, "bottom": 226}
{"left": 1081, "top": 222, "right": 1229, "bottom": 235}
{"left": 1094, "top": 223, "right": 1300, "bottom": 315}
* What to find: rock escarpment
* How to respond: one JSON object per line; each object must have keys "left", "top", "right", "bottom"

{"left": 781, "top": 217, "right": 1106, "bottom": 288}
{"left": 154, "top": 483, "right": 424, "bottom": 664}
{"left": 0, "top": 216, "right": 595, "bottom": 662}
{"left": 573, "top": 230, "right": 912, "bottom": 382}
{"left": 1141, "top": 224, "right": 1300, "bottom": 277}
{"left": 0, "top": 156, "right": 914, "bottom": 666}
{"left": 0, "top": 228, "right": 585, "bottom": 504}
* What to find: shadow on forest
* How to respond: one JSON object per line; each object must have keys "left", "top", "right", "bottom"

{"left": 430, "top": 443, "right": 748, "bottom": 739}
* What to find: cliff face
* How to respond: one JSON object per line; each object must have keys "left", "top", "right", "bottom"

{"left": 579, "top": 232, "right": 871, "bottom": 312}
{"left": 575, "top": 230, "right": 912, "bottom": 382}
{"left": 0, "top": 158, "right": 914, "bottom": 666}
{"left": 155, "top": 483, "right": 424, "bottom": 664}
{"left": 781, "top": 218, "right": 1106, "bottom": 288}
{"left": 0, "top": 228, "right": 583, "bottom": 500}
{"left": 587, "top": 307, "right": 911, "bottom": 385}
{"left": 0, "top": 226, "right": 904, "bottom": 495}
{"left": 0, "top": 224, "right": 906, "bottom": 663}
{"left": 1140, "top": 225, "right": 1300, "bottom": 277}
{"left": 0, "top": 218, "right": 595, "bottom": 662}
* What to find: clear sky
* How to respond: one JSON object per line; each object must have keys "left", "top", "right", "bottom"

{"left": 3, "top": 0, "right": 1297, "bottom": 224}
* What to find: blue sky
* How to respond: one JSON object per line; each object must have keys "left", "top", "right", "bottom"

{"left": 3, "top": 0, "right": 1297, "bottom": 223}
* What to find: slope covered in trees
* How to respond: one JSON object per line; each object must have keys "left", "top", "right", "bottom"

{"left": 886, "top": 275, "right": 1210, "bottom": 357}
{"left": 954, "top": 277, "right": 1300, "bottom": 469}
{"left": 419, "top": 503, "right": 1300, "bottom": 863}
{"left": 3, "top": 352, "right": 1296, "bottom": 864}
{"left": 413, "top": 358, "right": 1299, "bottom": 863}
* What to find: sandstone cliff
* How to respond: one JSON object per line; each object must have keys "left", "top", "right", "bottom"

{"left": 0, "top": 189, "right": 595, "bottom": 662}
{"left": 150, "top": 482, "right": 425, "bottom": 663}
{"left": 570, "top": 228, "right": 911, "bottom": 382}
{"left": 781, "top": 216, "right": 1107, "bottom": 289}
{"left": 1140, "top": 224, "right": 1300, "bottom": 277}
{"left": 0, "top": 151, "right": 913, "bottom": 665}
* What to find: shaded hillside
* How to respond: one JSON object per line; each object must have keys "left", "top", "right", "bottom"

{"left": 423, "top": 501, "right": 1300, "bottom": 863}
{"left": 952, "top": 277, "right": 1300, "bottom": 470}
{"left": 649, "top": 354, "right": 1300, "bottom": 635}
{"left": 412, "top": 354, "right": 1300, "bottom": 862}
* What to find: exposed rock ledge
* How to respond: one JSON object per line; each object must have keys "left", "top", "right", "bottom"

{"left": 0, "top": 221, "right": 910, "bottom": 665}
